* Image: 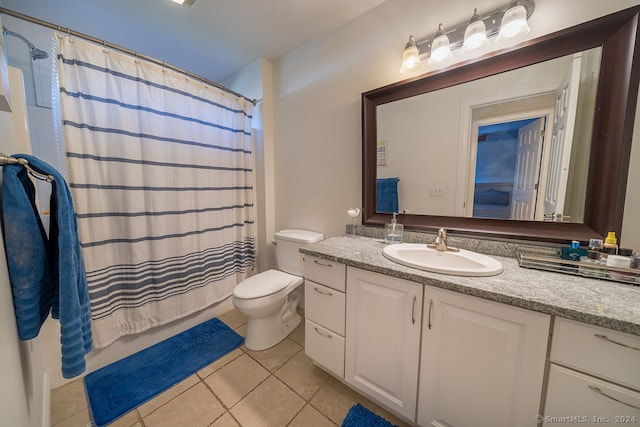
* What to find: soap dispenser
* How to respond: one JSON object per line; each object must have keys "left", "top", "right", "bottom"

{"left": 384, "top": 212, "right": 403, "bottom": 244}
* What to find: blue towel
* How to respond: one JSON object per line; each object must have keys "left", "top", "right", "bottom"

{"left": 2, "top": 154, "right": 92, "bottom": 378}
{"left": 376, "top": 178, "right": 399, "bottom": 213}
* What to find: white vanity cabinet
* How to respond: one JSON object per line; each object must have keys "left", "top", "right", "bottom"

{"left": 303, "top": 255, "right": 346, "bottom": 378}
{"left": 418, "top": 286, "right": 551, "bottom": 427}
{"left": 543, "top": 318, "right": 640, "bottom": 425}
{"left": 345, "top": 267, "right": 423, "bottom": 421}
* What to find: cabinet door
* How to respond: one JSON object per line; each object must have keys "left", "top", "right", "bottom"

{"left": 418, "top": 287, "right": 550, "bottom": 427}
{"left": 345, "top": 267, "right": 423, "bottom": 422}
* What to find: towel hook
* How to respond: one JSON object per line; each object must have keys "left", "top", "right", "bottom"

{"left": 0, "top": 153, "right": 54, "bottom": 182}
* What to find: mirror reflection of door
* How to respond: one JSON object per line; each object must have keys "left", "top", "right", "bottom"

{"left": 543, "top": 55, "right": 582, "bottom": 221}
{"left": 470, "top": 117, "right": 549, "bottom": 220}
{"left": 469, "top": 54, "right": 583, "bottom": 221}
{"left": 511, "top": 118, "right": 546, "bottom": 220}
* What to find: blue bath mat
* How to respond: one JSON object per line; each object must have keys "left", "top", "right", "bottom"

{"left": 342, "top": 403, "right": 398, "bottom": 427}
{"left": 84, "top": 317, "right": 243, "bottom": 427}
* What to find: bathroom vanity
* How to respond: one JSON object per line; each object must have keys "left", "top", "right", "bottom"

{"left": 301, "top": 235, "right": 640, "bottom": 427}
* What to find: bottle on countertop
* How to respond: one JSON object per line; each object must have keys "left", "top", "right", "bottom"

{"left": 588, "top": 238, "right": 603, "bottom": 253}
{"left": 384, "top": 212, "right": 403, "bottom": 244}
{"left": 561, "top": 240, "right": 587, "bottom": 262}
{"left": 603, "top": 231, "right": 618, "bottom": 256}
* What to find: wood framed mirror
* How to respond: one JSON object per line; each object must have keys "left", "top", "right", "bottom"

{"left": 362, "top": 6, "right": 640, "bottom": 244}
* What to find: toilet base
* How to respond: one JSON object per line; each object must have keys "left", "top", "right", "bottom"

{"left": 244, "top": 311, "right": 302, "bottom": 351}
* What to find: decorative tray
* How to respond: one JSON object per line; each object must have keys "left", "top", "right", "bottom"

{"left": 517, "top": 247, "right": 639, "bottom": 286}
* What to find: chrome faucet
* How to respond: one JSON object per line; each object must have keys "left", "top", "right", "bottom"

{"left": 429, "top": 228, "right": 459, "bottom": 252}
{"left": 434, "top": 228, "right": 448, "bottom": 251}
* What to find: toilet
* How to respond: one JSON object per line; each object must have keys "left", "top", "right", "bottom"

{"left": 232, "top": 229, "right": 324, "bottom": 350}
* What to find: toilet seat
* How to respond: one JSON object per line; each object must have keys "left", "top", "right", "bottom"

{"left": 233, "top": 269, "right": 303, "bottom": 299}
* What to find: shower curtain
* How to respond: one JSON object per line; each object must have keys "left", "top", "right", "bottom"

{"left": 53, "top": 34, "right": 255, "bottom": 348}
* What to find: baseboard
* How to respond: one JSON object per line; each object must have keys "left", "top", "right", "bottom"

{"left": 41, "top": 371, "right": 50, "bottom": 427}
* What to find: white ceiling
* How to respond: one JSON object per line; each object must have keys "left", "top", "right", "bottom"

{"left": 0, "top": 0, "right": 388, "bottom": 83}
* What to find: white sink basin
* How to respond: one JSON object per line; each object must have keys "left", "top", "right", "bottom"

{"left": 382, "top": 243, "right": 503, "bottom": 277}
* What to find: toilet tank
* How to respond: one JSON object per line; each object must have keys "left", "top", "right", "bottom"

{"left": 274, "top": 229, "right": 324, "bottom": 275}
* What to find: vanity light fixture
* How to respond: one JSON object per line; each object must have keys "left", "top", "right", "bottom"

{"left": 400, "top": 36, "right": 421, "bottom": 74}
{"left": 462, "top": 9, "right": 489, "bottom": 52}
{"left": 428, "top": 24, "right": 453, "bottom": 65}
{"left": 400, "top": 0, "right": 534, "bottom": 73}
{"left": 496, "top": 0, "right": 531, "bottom": 43}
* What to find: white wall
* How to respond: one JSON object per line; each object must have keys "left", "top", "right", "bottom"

{"left": 273, "top": 0, "right": 640, "bottom": 249}
{"left": 224, "top": 58, "right": 277, "bottom": 272}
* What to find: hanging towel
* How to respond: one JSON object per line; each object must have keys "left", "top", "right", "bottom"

{"left": 376, "top": 177, "right": 399, "bottom": 213}
{"left": 2, "top": 154, "right": 92, "bottom": 378}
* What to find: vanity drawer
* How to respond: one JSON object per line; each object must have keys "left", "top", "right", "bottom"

{"left": 303, "top": 255, "right": 346, "bottom": 292}
{"left": 544, "top": 364, "right": 640, "bottom": 423}
{"left": 305, "top": 319, "right": 345, "bottom": 378}
{"left": 305, "top": 280, "right": 345, "bottom": 335}
{"left": 551, "top": 318, "right": 640, "bottom": 390}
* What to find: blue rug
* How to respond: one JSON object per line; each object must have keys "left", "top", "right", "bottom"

{"left": 342, "top": 403, "right": 398, "bottom": 427}
{"left": 84, "top": 317, "right": 243, "bottom": 427}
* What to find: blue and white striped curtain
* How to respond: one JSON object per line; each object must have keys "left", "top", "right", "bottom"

{"left": 53, "top": 34, "right": 255, "bottom": 348}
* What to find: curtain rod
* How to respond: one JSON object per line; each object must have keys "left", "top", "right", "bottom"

{"left": 0, "top": 7, "right": 256, "bottom": 105}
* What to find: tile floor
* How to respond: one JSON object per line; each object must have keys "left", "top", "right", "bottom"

{"left": 51, "top": 308, "right": 412, "bottom": 427}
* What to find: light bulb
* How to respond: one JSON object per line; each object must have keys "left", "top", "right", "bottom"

{"left": 400, "top": 36, "right": 421, "bottom": 74}
{"left": 428, "top": 24, "right": 452, "bottom": 64}
{"left": 497, "top": 3, "right": 530, "bottom": 43}
{"left": 463, "top": 9, "right": 488, "bottom": 52}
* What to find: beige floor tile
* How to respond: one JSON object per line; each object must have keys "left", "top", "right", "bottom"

{"left": 108, "top": 408, "right": 141, "bottom": 427}
{"left": 197, "top": 347, "right": 244, "bottom": 379}
{"left": 288, "top": 319, "right": 305, "bottom": 347}
{"left": 218, "top": 309, "right": 247, "bottom": 330}
{"left": 52, "top": 407, "right": 90, "bottom": 427}
{"left": 275, "top": 351, "right": 330, "bottom": 400}
{"left": 51, "top": 378, "right": 88, "bottom": 425}
{"left": 143, "top": 382, "right": 225, "bottom": 427}
{"left": 137, "top": 374, "right": 200, "bottom": 417}
{"left": 369, "top": 404, "right": 413, "bottom": 427}
{"left": 311, "top": 377, "right": 412, "bottom": 427}
{"left": 203, "top": 353, "right": 270, "bottom": 408}
{"left": 309, "top": 377, "right": 369, "bottom": 425}
{"left": 235, "top": 324, "right": 247, "bottom": 339}
{"left": 210, "top": 412, "right": 241, "bottom": 427}
{"left": 289, "top": 404, "right": 336, "bottom": 427}
{"left": 230, "top": 376, "right": 305, "bottom": 427}
{"left": 245, "top": 338, "right": 302, "bottom": 372}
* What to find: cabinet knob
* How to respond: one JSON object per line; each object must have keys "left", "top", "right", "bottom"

{"left": 314, "top": 287, "right": 333, "bottom": 296}
{"left": 431, "top": 420, "right": 455, "bottom": 427}
{"left": 588, "top": 385, "right": 640, "bottom": 410}
{"left": 428, "top": 299, "right": 434, "bottom": 330}
{"left": 313, "top": 327, "right": 333, "bottom": 338}
{"left": 412, "top": 295, "right": 417, "bottom": 325}
{"left": 594, "top": 333, "right": 640, "bottom": 352}
{"left": 313, "top": 259, "right": 333, "bottom": 268}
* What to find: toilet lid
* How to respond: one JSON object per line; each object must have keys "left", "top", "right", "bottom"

{"left": 233, "top": 270, "right": 303, "bottom": 299}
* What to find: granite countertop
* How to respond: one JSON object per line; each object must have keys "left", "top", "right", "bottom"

{"left": 300, "top": 235, "right": 640, "bottom": 336}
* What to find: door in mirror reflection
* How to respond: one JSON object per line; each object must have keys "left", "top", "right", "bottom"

{"left": 471, "top": 118, "right": 544, "bottom": 220}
